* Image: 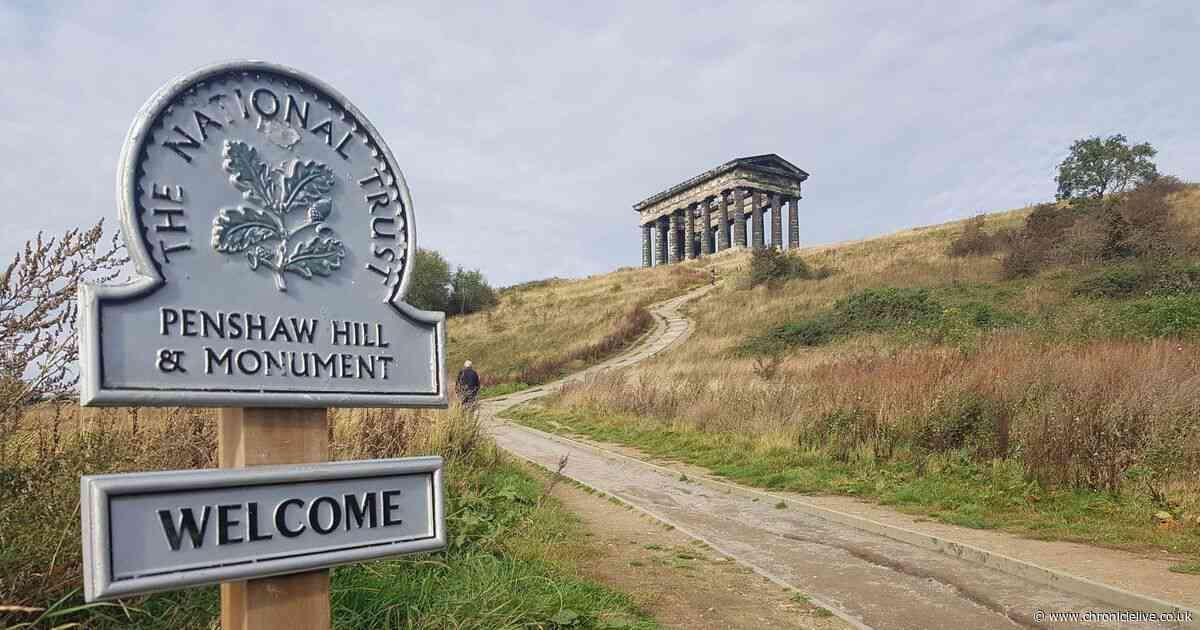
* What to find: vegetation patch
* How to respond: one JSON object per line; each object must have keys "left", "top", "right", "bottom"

{"left": 479, "top": 382, "right": 532, "bottom": 399}
{"left": 739, "top": 286, "right": 1017, "bottom": 354}
{"left": 1108, "top": 295, "right": 1200, "bottom": 338}
{"left": 1, "top": 407, "right": 657, "bottom": 629}
{"left": 744, "top": 247, "right": 832, "bottom": 288}
{"left": 505, "top": 404, "right": 1200, "bottom": 559}
{"left": 1073, "top": 261, "right": 1200, "bottom": 299}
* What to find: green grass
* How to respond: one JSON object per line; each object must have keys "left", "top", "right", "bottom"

{"left": 479, "top": 381, "right": 532, "bottom": 399}
{"left": 739, "top": 285, "right": 1024, "bottom": 354}
{"left": 505, "top": 405, "right": 1200, "bottom": 559}
{"left": 3, "top": 461, "right": 658, "bottom": 630}
{"left": 1169, "top": 563, "right": 1200, "bottom": 575}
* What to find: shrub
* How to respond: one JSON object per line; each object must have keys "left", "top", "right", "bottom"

{"left": 1073, "top": 262, "right": 1200, "bottom": 299}
{"left": 1000, "top": 203, "right": 1076, "bottom": 278}
{"left": 746, "top": 247, "right": 829, "bottom": 288}
{"left": 741, "top": 318, "right": 835, "bottom": 354}
{"left": 0, "top": 222, "right": 125, "bottom": 454}
{"left": 945, "top": 215, "right": 1000, "bottom": 257}
{"left": 832, "top": 287, "right": 940, "bottom": 331}
{"left": 914, "top": 395, "right": 1007, "bottom": 459}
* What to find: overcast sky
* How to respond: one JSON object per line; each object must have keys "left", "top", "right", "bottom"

{"left": 1, "top": 2, "right": 1196, "bottom": 286}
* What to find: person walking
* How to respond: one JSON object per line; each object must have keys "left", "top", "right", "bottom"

{"left": 456, "top": 360, "right": 480, "bottom": 405}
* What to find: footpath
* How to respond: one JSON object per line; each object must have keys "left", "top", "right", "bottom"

{"left": 481, "top": 284, "right": 1199, "bottom": 629}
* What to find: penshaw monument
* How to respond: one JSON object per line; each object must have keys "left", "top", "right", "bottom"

{"left": 635, "top": 154, "right": 808, "bottom": 266}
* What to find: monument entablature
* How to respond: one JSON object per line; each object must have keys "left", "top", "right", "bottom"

{"left": 633, "top": 154, "right": 808, "bottom": 266}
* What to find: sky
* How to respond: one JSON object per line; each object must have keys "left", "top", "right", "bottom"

{"left": 1, "top": 1, "right": 1197, "bottom": 286}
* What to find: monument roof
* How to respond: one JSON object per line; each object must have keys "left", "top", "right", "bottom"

{"left": 633, "top": 154, "right": 809, "bottom": 211}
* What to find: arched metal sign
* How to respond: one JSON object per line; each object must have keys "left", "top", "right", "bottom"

{"left": 79, "top": 61, "right": 446, "bottom": 407}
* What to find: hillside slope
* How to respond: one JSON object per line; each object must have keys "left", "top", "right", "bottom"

{"left": 501, "top": 186, "right": 1200, "bottom": 564}
{"left": 447, "top": 260, "right": 708, "bottom": 391}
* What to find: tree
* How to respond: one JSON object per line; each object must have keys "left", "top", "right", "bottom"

{"left": 0, "top": 221, "right": 126, "bottom": 452}
{"left": 1056, "top": 134, "right": 1158, "bottom": 204}
{"left": 448, "top": 267, "right": 498, "bottom": 316}
{"left": 406, "top": 248, "right": 450, "bottom": 312}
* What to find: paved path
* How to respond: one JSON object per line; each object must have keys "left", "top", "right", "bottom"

{"left": 480, "top": 285, "right": 1191, "bottom": 630}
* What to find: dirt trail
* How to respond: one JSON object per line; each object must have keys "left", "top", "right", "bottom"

{"left": 481, "top": 285, "right": 1196, "bottom": 630}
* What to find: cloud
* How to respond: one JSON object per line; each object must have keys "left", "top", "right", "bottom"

{"left": 0, "top": 1, "right": 1197, "bottom": 286}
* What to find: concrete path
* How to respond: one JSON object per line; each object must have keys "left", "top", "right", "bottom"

{"left": 480, "top": 285, "right": 1196, "bottom": 630}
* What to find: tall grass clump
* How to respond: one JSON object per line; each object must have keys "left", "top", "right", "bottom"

{"left": 3, "top": 405, "right": 655, "bottom": 629}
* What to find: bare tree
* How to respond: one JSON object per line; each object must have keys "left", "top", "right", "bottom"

{"left": 0, "top": 221, "right": 125, "bottom": 452}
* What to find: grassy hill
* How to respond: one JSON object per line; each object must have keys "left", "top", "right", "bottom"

{"left": 497, "top": 185, "right": 1200, "bottom": 566}
{"left": 447, "top": 262, "right": 709, "bottom": 393}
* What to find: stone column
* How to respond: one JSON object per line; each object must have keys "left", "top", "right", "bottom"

{"left": 656, "top": 216, "right": 669, "bottom": 265}
{"left": 641, "top": 224, "right": 653, "bottom": 267}
{"left": 732, "top": 188, "right": 748, "bottom": 248}
{"left": 667, "top": 210, "right": 681, "bottom": 263}
{"left": 788, "top": 195, "right": 800, "bottom": 249}
{"left": 685, "top": 203, "right": 697, "bottom": 259}
{"left": 718, "top": 192, "right": 731, "bottom": 250}
{"left": 701, "top": 197, "right": 714, "bottom": 254}
{"left": 750, "top": 190, "right": 765, "bottom": 249}
{"left": 770, "top": 193, "right": 783, "bottom": 250}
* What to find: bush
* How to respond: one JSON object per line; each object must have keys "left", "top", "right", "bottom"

{"left": 1000, "top": 203, "right": 1076, "bottom": 278}
{"left": 832, "top": 287, "right": 941, "bottom": 331}
{"left": 914, "top": 395, "right": 1007, "bottom": 459}
{"left": 747, "top": 247, "right": 830, "bottom": 287}
{"left": 1000, "top": 177, "right": 1188, "bottom": 278}
{"left": 945, "top": 215, "right": 1000, "bottom": 257}
{"left": 741, "top": 318, "right": 835, "bottom": 354}
{"left": 1073, "top": 262, "right": 1200, "bottom": 299}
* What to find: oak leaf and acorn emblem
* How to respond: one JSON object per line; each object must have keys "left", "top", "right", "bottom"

{"left": 211, "top": 140, "right": 345, "bottom": 291}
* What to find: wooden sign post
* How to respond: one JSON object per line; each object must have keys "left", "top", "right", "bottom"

{"left": 77, "top": 61, "right": 449, "bottom": 629}
{"left": 219, "top": 408, "right": 331, "bottom": 630}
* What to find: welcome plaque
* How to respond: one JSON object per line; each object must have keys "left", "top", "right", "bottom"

{"left": 81, "top": 457, "right": 445, "bottom": 601}
{"left": 79, "top": 61, "right": 446, "bottom": 407}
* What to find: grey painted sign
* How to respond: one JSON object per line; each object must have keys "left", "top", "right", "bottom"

{"left": 79, "top": 61, "right": 446, "bottom": 407}
{"left": 81, "top": 457, "right": 445, "bottom": 602}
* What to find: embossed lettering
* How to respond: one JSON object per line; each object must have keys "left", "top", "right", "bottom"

{"left": 345, "top": 493, "right": 377, "bottom": 530}
{"left": 162, "top": 125, "right": 202, "bottom": 163}
{"left": 152, "top": 208, "right": 186, "bottom": 233}
{"left": 382, "top": 490, "right": 403, "bottom": 526}
{"left": 205, "top": 347, "right": 232, "bottom": 375}
{"left": 247, "top": 503, "right": 273, "bottom": 542}
{"left": 284, "top": 94, "right": 309, "bottom": 129}
{"left": 365, "top": 191, "right": 390, "bottom": 212}
{"left": 251, "top": 88, "right": 279, "bottom": 118}
{"left": 158, "top": 239, "right": 191, "bottom": 263}
{"left": 311, "top": 119, "right": 334, "bottom": 146}
{"left": 158, "top": 506, "right": 210, "bottom": 551}
{"left": 334, "top": 131, "right": 353, "bottom": 159}
{"left": 217, "top": 504, "right": 243, "bottom": 545}
{"left": 370, "top": 216, "right": 395, "bottom": 239}
{"left": 192, "top": 110, "right": 223, "bottom": 141}
{"left": 309, "top": 497, "right": 342, "bottom": 535}
{"left": 152, "top": 183, "right": 184, "bottom": 203}
{"left": 275, "top": 499, "right": 306, "bottom": 538}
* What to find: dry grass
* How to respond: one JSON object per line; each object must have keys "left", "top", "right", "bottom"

{"left": 1, "top": 403, "right": 659, "bottom": 630}
{"left": 519, "top": 187, "right": 1200, "bottom": 551}
{"left": 447, "top": 261, "right": 708, "bottom": 387}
